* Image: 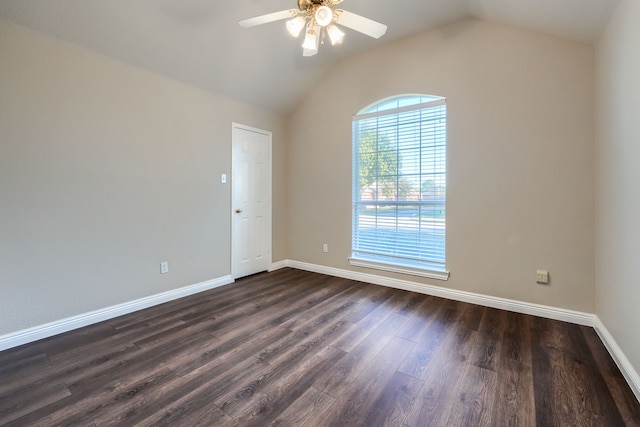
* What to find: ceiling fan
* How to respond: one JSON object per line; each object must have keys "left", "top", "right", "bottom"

{"left": 239, "top": 0, "right": 387, "bottom": 57}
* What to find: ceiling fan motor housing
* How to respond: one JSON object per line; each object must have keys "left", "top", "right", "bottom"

{"left": 298, "top": 0, "right": 325, "bottom": 11}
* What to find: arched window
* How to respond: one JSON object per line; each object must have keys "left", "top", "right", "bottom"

{"left": 350, "top": 94, "right": 449, "bottom": 280}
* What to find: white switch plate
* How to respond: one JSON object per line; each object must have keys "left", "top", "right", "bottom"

{"left": 322, "top": 244, "right": 328, "bottom": 253}
{"left": 160, "top": 261, "right": 169, "bottom": 274}
{"left": 536, "top": 269, "right": 549, "bottom": 284}
{"left": 221, "top": 173, "right": 227, "bottom": 184}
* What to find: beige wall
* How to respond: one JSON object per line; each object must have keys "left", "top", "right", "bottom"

{"left": 595, "top": 0, "right": 640, "bottom": 376}
{"left": 0, "top": 17, "right": 601, "bottom": 340}
{"left": 287, "top": 19, "right": 595, "bottom": 312}
{"left": 0, "top": 21, "right": 286, "bottom": 335}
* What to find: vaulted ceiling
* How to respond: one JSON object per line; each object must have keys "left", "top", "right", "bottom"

{"left": 0, "top": 0, "right": 619, "bottom": 114}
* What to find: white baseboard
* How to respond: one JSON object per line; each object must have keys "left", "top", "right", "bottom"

{"left": 593, "top": 318, "right": 640, "bottom": 402}
{"left": 284, "top": 260, "right": 595, "bottom": 325}
{"left": 0, "top": 275, "right": 234, "bottom": 352}
{"left": 269, "top": 260, "right": 289, "bottom": 272}
{"left": 279, "top": 259, "right": 640, "bottom": 403}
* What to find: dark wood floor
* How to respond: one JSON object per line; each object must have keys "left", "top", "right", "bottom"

{"left": 1, "top": 268, "right": 639, "bottom": 426}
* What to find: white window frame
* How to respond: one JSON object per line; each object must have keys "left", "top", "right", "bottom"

{"left": 350, "top": 95, "right": 449, "bottom": 281}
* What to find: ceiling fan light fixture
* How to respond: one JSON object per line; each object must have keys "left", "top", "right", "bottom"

{"left": 303, "top": 46, "right": 318, "bottom": 56}
{"left": 286, "top": 16, "right": 306, "bottom": 37}
{"left": 327, "top": 24, "right": 345, "bottom": 45}
{"left": 302, "top": 28, "right": 317, "bottom": 50}
{"left": 302, "top": 26, "right": 319, "bottom": 56}
{"left": 315, "top": 5, "right": 333, "bottom": 27}
{"left": 239, "top": 1, "right": 387, "bottom": 57}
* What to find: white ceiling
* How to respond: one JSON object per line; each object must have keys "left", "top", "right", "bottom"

{"left": 0, "top": 0, "right": 619, "bottom": 114}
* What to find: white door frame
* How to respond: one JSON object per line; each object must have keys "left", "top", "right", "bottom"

{"left": 231, "top": 122, "right": 272, "bottom": 279}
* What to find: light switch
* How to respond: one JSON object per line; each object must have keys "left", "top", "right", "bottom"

{"left": 221, "top": 173, "right": 227, "bottom": 184}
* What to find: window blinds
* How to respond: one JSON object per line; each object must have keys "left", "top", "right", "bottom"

{"left": 352, "top": 98, "right": 446, "bottom": 272}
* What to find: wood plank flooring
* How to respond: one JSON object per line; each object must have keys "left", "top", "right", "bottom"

{"left": 1, "top": 268, "right": 639, "bottom": 426}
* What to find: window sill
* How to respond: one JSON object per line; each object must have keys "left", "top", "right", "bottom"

{"left": 348, "top": 257, "right": 450, "bottom": 281}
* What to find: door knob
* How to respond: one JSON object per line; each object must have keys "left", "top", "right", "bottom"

{"left": 235, "top": 208, "right": 243, "bottom": 214}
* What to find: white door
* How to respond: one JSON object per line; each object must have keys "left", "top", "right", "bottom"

{"left": 231, "top": 123, "right": 272, "bottom": 279}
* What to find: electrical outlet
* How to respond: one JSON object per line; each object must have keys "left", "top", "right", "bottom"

{"left": 322, "top": 244, "right": 328, "bottom": 253}
{"left": 536, "top": 269, "right": 549, "bottom": 284}
{"left": 160, "top": 261, "right": 169, "bottom": 274}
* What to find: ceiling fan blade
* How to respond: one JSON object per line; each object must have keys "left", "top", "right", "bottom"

{"left": 239, "top": 10, "right": 295, "bottom": 28}
{"left": 336, "top": 10, "right": 387, "bottom": 39}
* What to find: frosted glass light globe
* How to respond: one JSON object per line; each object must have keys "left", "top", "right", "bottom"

{"left": 315, "top": 6, "right": 333, "bottom": 27}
